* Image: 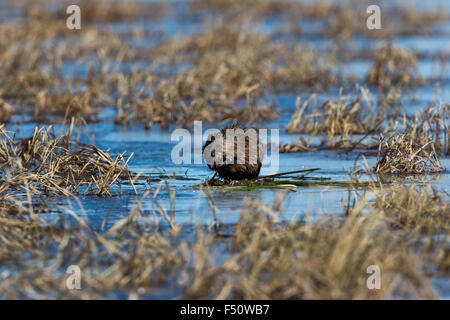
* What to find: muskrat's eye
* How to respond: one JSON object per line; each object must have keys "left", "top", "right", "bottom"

{"left": 211, "top": 150, "right": 215, "bottom": 157}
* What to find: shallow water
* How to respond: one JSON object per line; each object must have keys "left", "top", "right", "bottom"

{"left": 4, "top": 0, "right": 450, "bottom": 241}
{"left": 2, "top": 0, "right": 450, "bottom": 298}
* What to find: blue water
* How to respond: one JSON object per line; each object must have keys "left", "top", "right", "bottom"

{"left": 4, "top": 0, "right": 449, "bottom": 228}
{"left": 1, "top": 0, "right": 450, "bottom": 298}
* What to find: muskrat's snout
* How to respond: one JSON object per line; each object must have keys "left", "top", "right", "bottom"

{"left": 202, "top": 124, "right": 264, "bottom": 180}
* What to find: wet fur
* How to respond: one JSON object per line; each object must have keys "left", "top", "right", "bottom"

{"left": 202, "top": 124, "right": 264, "bottom": 180}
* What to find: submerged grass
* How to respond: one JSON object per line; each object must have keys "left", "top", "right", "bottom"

{"left": 374, "top": 131, "right": 444, "bottom": 175}
{"left": 201, "top": 168, "right": 375, "bottom": 191}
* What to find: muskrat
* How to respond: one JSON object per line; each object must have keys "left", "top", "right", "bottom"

{"left": 202, "top": 124, "right": 264, "bottom": 180}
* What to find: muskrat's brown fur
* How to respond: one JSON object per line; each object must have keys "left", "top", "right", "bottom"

{"left": 202, "top": 124, "right": 264, "bottom": 180}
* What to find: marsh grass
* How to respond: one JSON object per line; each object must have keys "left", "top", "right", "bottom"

{"left": 0, "top": 125, "right": 133, "bottom": 197}
{"left": 374, "top": 132, "right": 444, "bottom": 175}
{"left": 0, "top": 183, "right": 448, "bottom": 299}
{"left": 190, "top": 0, "right": 448, "bottom": 39}
{"left": 0, "top": 6, "right": 338, "bottom": 127}
{"left": 287, "top": 87, "right": 381, "bottom": 136}
{"left": 221, "top": 179, "right": 373, "bottom": 192}
{"left": 366, "top": 45, "right": 421, "bottom": 87}
{"left": 0, "top": 1, "right": 447, "bottom": 130}
{"left": 373, "top": 104, "right": 448, "bottom": 174}
{"left": 21, "top": 0, "right": 168, "bottom": 23}
{"left": 283, "top": 89, "right": 449, "bottom": 156}
{"left": 0, "top": 18, "right": 124, "bottom": 123}
{"left": 118, "top": 24, "right": 337, "bottom": 128}
{"left": 201, "top": 167, "right": 376, "bottom": 191}
{"left": 0, "top": 0, "right": 449, "bottom": 300}
{"left": 283, "top": 86, "right": 394, "bottom": 152}
{"left": 0, "top": 97, "right": 14, "bottom": 123}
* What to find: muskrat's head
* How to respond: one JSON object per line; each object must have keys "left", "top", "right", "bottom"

{"left": 202, "top": 124, "right": 264, "bottom": 180}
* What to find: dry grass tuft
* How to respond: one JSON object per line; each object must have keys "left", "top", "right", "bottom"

{"left": 115, "top": 24, "right": 336, "bottom": 128}
{"left": 0, "top": 184, "right": 448, "bottom": 299}
{"left": 373, "top": 104, "right": 447, "bottom": 174}
{"left": 1, "top": 1, "right": 446, "bottom": 130}
{"left": 283, "top": 86, "right": 387, "bottom": 151}
{"left": 21, "top": 0, "right": 167, "bottom": 23}
{"left": 366, "top": 45, "right": 421, "bottom": 87}
{"left": 374, "top": 132, "right": 444, "bottom": 175}
{"left": 32, "top": 90, "right": 99, "bottom": 122}
{"left": 0, "top": 125, "right": 132, "bottom": 197}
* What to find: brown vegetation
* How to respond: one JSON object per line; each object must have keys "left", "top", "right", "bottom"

{"left": 0, "top": 125, "right": 132, "bottom": 197}
{"left": 0, "top": 184, "right": 448, "bottom": 299}
{"left": 366, "top": 45, "right": 421, "bottom": 87}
